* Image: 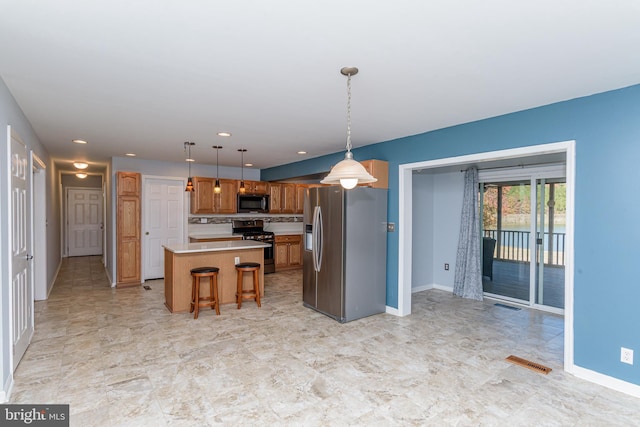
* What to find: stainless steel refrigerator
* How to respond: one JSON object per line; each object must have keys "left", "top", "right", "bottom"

{"left": 303, "top": 186, "right": 387, "bottom": 322}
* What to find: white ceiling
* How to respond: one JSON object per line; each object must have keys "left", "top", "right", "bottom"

{"left": 1, "top": 1, "right": 639, "bottom": 173}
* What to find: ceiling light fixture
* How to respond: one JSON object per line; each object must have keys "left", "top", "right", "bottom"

{"left": 238, "top": 149, "right": 247, "bottom": 194}
{"left": 213, "top": 145, "right": 223, "bottom": 194}
{"left": 125, "top": 153, "right": 136, "bottom": 157}
{"left": 321, "top": 66, "right": 377, "bottom": 189}
{"left": 297, "top": 151, "right": 307, "bottom": 155}
{"left": 76, "top": 173, "right": 88, "bottom": 179}
{"left": 217, "top": 132, "right": 232, "bottom": 137}
{"left": 73, "top": 162, "right": 88, "bottom": 169}
{"left": 184, "top": 141, "right": 195, "bottom": 192}
{"left": 72, "top": 139, "right": 87, "bottom": 144}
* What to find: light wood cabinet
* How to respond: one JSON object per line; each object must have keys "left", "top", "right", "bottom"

{"left": 269, "top": 183, "right": 282, "bottom": 213}
{"left": 275, "top": 234, "right": 302, "bottom": 270}
{"left": 190, "top": 177, "right": 237, "bottom": 214}
{"left": 216, "top": 179, "right": 238, "bottom": 213}
{"left": 240, "top": 180, "right": 269, "bottom": 194}
{"left": 294, "top": 184, "right": 307, "bottom": 214}
{"left": 359, "top": 159, "right": 389, "bottom": 189}
{"left": 116, "top": 172, "right": 141, "bottom": 287}
{"left": 281, "top": 183, "right": 296, "bottom": 214}
{"left": 191, "top": 177, "right": 215, "bottom": 214}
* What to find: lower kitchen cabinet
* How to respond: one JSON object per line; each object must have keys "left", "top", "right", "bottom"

{"left": 275, "top": 234, "right": 302, "bottom": 270}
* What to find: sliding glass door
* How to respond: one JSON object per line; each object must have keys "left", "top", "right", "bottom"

{"left": 480, "top": 168, "right": 566, "bottom": 313}
{"left": 534, "top": 179, "right": 565, "bottom": 309}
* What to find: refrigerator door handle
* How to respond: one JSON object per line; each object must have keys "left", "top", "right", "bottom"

{"left": 313, "top": 205, "right": 323, "bottom": 272}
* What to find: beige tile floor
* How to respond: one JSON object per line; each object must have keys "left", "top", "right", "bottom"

{"left": 9, "top": 256, "right": 640, "bottom": 426}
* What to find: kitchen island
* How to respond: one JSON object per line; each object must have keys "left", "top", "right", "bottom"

{"left": 163, "top": 240, "right": 269, "bottom": 313}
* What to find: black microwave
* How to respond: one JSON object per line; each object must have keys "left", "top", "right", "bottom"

{"left": 237, "top": 194, "right": 270, "bottom": 213}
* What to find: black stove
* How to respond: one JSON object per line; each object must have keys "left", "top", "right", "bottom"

{"left": 231, "top": 220, "right": 275, "bottom": 273}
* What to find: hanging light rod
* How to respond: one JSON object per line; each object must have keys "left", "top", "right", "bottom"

{"left": 213, "top": 145, "right": 223, "bottom": 194}
{"left": 321, "top": 66, "right": 376, "bottom": 189}
{"left": 184, "top": 141, "right": 196, "bottom": 192}
{"left": 238, "top": 148, "right": 247, "bottom": 194}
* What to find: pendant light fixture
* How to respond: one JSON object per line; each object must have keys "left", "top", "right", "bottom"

{"left": 238, "top": 148, "right": 247, "bottom": 193}
{"left": 321, "top": 66, "right": 377, "bottom": 189}
{"left": 213, "top": 145, "right": 222, "bottom": 193}
{"left": 184, "top": 141, "right": 195, "bottom": 192}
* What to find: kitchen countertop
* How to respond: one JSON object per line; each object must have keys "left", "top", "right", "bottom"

{"left": 164, "top": 240, "right": 269, "bottom": 254}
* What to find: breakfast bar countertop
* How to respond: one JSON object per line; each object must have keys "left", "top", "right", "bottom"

{"left": 164, "top": 240, "right": 269, "bottom": 254}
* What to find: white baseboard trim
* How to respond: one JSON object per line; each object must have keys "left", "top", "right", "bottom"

{"left": 1, "top": 374, "right": 13, "bottom": 403}
{"left": 104, "top": 266, "right": 115, "bottom": 288}
{"left": 411, "top": 283, "right": 454, "bottom": 293}
{"left": 385, "top": 305, "right": 399, "bottom": 316}
{"left": 47, "top": 259, "right": 62, "bottom": 299}
{"left": 412, "top": 284, "right": 433, "bottom": 293}
{"left": 572, "top": 365, "right": 640, "bottom": 399}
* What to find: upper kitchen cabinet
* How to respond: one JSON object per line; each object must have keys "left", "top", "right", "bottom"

{"left": 117, "top": 171, "right": 141, "bottom": 196}
{"left": 269, "top": 183, "right": 295, "bottom": 213}
{"left": 358, "top": 159, "right": 389, "bottom": 189}
{"left": 190, "top": 177, "right": 237, "bottom": 214}
{"left": 295, "top": 184, "right": 309, "bottom": 214}
{"left": 240, "top": 180, "right": 269, "bottom": 194}
{"left": 190, "top": 177, "right": 215, "bottom": 214}
{"left": 216, "top": 179, "right": 238, "bottom": 214}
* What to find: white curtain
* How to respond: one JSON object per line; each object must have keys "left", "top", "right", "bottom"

{"left": 453, "top": 167, "right": 483, "bottom": 301}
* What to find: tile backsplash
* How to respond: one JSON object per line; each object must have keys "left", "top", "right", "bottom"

{"left": 188, "top": 215, "right": 303, "bottom": 225}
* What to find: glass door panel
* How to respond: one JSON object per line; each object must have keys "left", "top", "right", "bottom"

{"left": 481, "top": 181, "right": 532, "bottom": 303}
{"left": 534, "top": 179, "right": 566, "bottom": 309}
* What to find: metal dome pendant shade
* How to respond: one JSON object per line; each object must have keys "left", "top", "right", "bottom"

{"left": 321, "top": 66, "right": 377, "bottom": 189}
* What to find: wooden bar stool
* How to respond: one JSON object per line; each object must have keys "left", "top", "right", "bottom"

{"left": 235, "top": 262, "right": 261, "bottom": 309}
{"left": 190, "top": 267, "right": 220, "bottom": 319}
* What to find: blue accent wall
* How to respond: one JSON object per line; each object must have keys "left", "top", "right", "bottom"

{"left": 262, "top": 84, "right": 640, "bottom": 386}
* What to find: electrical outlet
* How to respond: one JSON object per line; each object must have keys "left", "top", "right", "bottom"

{"left": 621, "top": 347, "right": 634, "bottom": 365}
{"left": 234, "top": 256, "right": 240, "bottom": 265}
{"left": 444, "top": 263, "right": 449, "bottom": 271}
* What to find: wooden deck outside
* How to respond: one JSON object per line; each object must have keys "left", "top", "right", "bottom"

{"left": 482, "top": 259, "right": 565, "bottom": 309}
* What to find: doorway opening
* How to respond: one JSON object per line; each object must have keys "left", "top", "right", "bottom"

{"left": 398, "top": 141, "right": 575, "bottom": 372}
{"left": 479, "top": 165, "right": 566, "bottom": 314}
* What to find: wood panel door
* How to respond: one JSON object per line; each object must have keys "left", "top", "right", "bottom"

{"left": 117, "top": 171, "right": 141, "bottom": 286}
{"left": 117, "top": 196, "right": 140, "bottom": 283}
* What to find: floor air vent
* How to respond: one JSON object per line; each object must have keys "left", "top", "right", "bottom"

{"left": 505, "top": 355, "right": 552, "bottom": 375}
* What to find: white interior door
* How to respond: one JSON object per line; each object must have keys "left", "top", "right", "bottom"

{"left": 67, "top": 188, "right": 103, "bottom": 256}
{"left": 10, "top": 128, "right": 33, "bottom": 370}
{"left": 144, "top": 178, "right": 184, "bottom": 280}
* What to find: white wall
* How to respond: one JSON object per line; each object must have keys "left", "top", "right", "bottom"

{"left": 411, "top": 170, "right": 464, "bottom": 292}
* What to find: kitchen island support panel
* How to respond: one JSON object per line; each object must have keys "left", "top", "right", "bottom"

{"left": 164, "top": 247, "right": 264, "bottom": 313}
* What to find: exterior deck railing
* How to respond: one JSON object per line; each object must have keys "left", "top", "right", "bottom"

{"left": 483, "top": 229, "right": 565, "bottom": 266}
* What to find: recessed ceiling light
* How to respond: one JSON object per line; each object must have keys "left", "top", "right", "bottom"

{"left": 125, "top": 153, "right": 136, "bottom": 157}
{"left": 217, "top": 132, "right": 232, "bottom": 137}
{"left": 76, "top": 173, "right": 88, "bottom": 179}
{"left": 297, "top": 151, "right": 307, "bottom": 155}
{"left": 185, "top": 158, "right": 195, "bottom": 162}
{"left": 73, "top": 162, "right": 88, "bottom": 169}
{"left": 245, "top": 163, "right": 253, "bottom": 167}
{"left": 72, "top": 139, "right": 87, "bottom": 144}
